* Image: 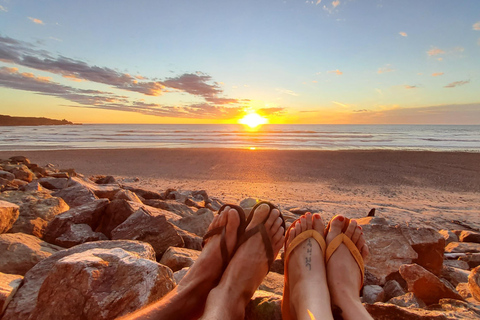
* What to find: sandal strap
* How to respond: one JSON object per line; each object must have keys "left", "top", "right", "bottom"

{"left": 326, "top": 233, "right": 365, "bottom": 287}
{"left": 286, "top": 229, "right": 326, "bottom": 259}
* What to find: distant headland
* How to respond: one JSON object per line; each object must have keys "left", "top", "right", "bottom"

{"left": 0, "top": 115, "right": 80, "bottom": 126}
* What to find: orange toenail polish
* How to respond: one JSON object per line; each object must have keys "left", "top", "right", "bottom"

{"left": 338, "top": 216, "right": 344, "bottom": 221}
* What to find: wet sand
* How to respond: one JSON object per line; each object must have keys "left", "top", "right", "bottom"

{"left": 1, "top": 148, "right": 479, "bottom": 230}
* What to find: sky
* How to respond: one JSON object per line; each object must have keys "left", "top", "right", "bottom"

{"left": 0, "top": 0, "right": 479, "bottom": 124}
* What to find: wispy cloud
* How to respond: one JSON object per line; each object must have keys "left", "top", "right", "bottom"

{"left": 332, "top": 101, "right": 350, "bottom": 108}
{"left": 444, "top": 80, "right": 470, "bottom": 88}
{"left": 28, "top": 17, "right": 44, "bottom": 25}
{"left": 327, "top": 69, "right": 343, "bottom": 75}
{"left": 276, "top": 88, "right": 298, "bottom": 96}
{"left": 0, "top": 5, "right": 7, "bottom": 12}
{"left": 473, "top": 21, "right": 480, "bottom": 31}
{"left": 332, "top": 0, "right": 340, "bottom": 8}
{"left": 316, "top": 0, "right": 322, "bottom": 5}
{"left": 399, "top": 32, "right": 407, "bottom": 37}
{"left": 404, "top": 85, "right": 417, "bottom": 89}
{"left": 427, "top": 47, "right": 445, "bottom": 56}
{"left": 377, "top": 65, "right": 395, "bottom": 74}
{"left": 432, "top": 72, "right": 444, "bottom": 77}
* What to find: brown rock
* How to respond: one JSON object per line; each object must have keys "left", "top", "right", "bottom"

{"left": 68, "top": 176, "right": 120, "bottom": 200}
{"left": 53, "top": 224, "right": 108, "bottom": 248}
{"left": 2, "top": 240, "right": 155, "bottom": 320}
{"left": 159, "top": 247, "right": 200, "bottom": 272}
{"left": 113, "top": 189, "right": 143, "bottom": 203}
{"left": 111, "top": 208, "right": 184, "bottom": 257}
{"left": 0, "top": 233, "right": 64, "bottom": 275}
{"left": 142, "top": 199, "right": 195, "bottom": 216}
{"left": 8, "top": 156, "right": 30, "bottom": 164}
{"left": 123, "top": 186, "right": 165, "bottom": 200}
{"left": 0, "top": 200, "right": 19, "bottom": 234}
{"left": 438, "top": 230, "right": 459, "bottom": 245}
{"left": 175, "top": 227, "right": 203, "bottom": 250}
{"left": 38, "top": 177, "right": 69, "bottom": 190}
{"left": 96, "top": 199, "right": 142, "bottom": 238}
{"left": 362, "top": 285, "right": 385, "bottom": 304}
{"left": 43, "top": 199, "right": 108, "bottom": 244}
{"left": 384, "top": 280, "right": 406, "bottom": 301}
{"left": 468, "top": 265, "right": 480, "bottom": 302}
{"left": 173, "top": 267, "right": 189, "bottom": 284}
{"left": 0, "top": 170, "right": 15, "bottom": 181}
{"left": 175, "top": 208, "right": 214, "bottom": 237}
{"left": 259, "top": 272, "right": 284, "bottom": 296}
{"left": 459, "top": 231, "right": 480, "bottom": 244}
{"left": 365, "top": 302, "right": 455, "bottom": 319}
{"left": 8, "top": 165, "right": 35, "bottom": 182}
{"left": 53, "top": 184, "right": 98, "bottom": 207}
{"left": 245, "top": 290, "right": 282, "bottom": 320}
{"left": 459, "top": 253, "right": 480, "bottom": 269}
{"left": 442, "top": 265, "right": 469, "bottom": 287}
{"left": 0, "top": 191, "right": 69, "bottom": 238}
{"left": 445, "top": 242, "right": 480, "bottom": 254}
{"left": 387, "top": 292, "right": 426, "bottom": 308}
{"left": 13, "top": 248, "right": 174, "bottom": 320}
{"left": 399, "top": 263, "right": 463, "bottom": 305}
{"left": 457, "top": 283, "right": 473, "bottom": 301}
{"left": 0, "top": 272, "right": 23, "bottom": 314}
{"left": 443, "top": 259, "right": 470, "bottom": 270}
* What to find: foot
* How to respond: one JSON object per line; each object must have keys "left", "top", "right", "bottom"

{"left": 283, "top": 212, "right": 333, "bottom": 320}
{"left": 325, "top": 216, "right": 372, "bottom": 320}
{"left": 200, "top": 203, "right": 285, "bottom": 319}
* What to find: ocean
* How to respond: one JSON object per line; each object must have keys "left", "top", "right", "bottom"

{"left": 0, "top": 124, "right": 479, "bottom": 152}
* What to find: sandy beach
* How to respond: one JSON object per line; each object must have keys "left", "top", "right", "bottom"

{"left": 1, "top": 148, "right": 479, "bottom": 231}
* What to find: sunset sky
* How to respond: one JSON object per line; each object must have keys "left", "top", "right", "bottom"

{"left": 0, "top": 0, "right": 479, "bottom": 124}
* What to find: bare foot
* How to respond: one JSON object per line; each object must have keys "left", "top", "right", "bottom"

{"left": 283, "top": 212, "right": 333, "bottom": 320}
{"left": 325, "top": 215, "right": 372, "bottom": 320}
{"left": 200, "top": 203, "right": 285, "bottom": 319}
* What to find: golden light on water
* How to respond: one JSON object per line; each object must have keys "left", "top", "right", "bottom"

{"left": 238, "top": 112, "right": 268, "bottom": 128}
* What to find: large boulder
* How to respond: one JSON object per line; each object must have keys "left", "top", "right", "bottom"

{"left": 258, "top": 272, "right": 284, "bottom": 296}
{"left": 159, "top": 247, "right": 200, "bottom": 272}
{"left": 0, "top": 233, "right": 64, "bottom": 275}
{"left": 445, "top": 242, "right": 480, "bottom": 254}
{"left": 5, "top": 164, "right": 35, "bottom": 182}
{"left": 53, "top": 184, "right": 98, "bottom": 207}
{"left": 0, "top": 272, "right": 23, "bottom": 314}
{"left": 113, "top": 189, "right": 143, "bottom": 203}
{"left": 459, "top": 253, "right": 480, "bottom": 269}
{"left": 142, "top": 199, "right": 195, "bottom": 217}
{"left": 245, "top": 290, "right": 282, "bottom": 320}
{"left": 0, "top": 170, "right": 15, "bottom": 181}
{"left": 2, "top": 240, "right": 156, "bottom": 320}
{"left": 468, "top": 265, "right": 480, "bottom": 302}
{"left": 111, "top": 208, "right": 184, "bottom": 257}
{"left": 459, "top": 231, "right": 480, "bottom": 244}
{"left": 38, "top": 177, "right": 69, "bottom": 190}
{"left": 0, "top": 200, "right": 19, "bottom": 234}
{"left": 175, "top": 208, "right": 214, "bottom": 237}
{"left": 0, "top": 190, "right": 69, "bottom": 238}
{"left": 96, "top": 199, "right": 143, "bottom": 238}
{"left": 53, "top": 224, "right": 108, "bottom": 248}
{"left": 399, "top": 263, "right": 463, "bottom": 305}
{"left": 67, "top": 176, "right": 121, "bottom": 200}
{"left": 442, "top": 265, "right": 469, "bottom": 287}
{"left": 362, "top": 285, "right": 385, "bottom": 304}
{"left": 43, "top": 199, "right": 109, "bottom": 245}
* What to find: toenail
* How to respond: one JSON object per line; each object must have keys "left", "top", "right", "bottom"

{"left": 338, "top": 216, "right": 344, "bottom": 221}
{"left": 358, "top": 226, "right": 362, "bottom": 229}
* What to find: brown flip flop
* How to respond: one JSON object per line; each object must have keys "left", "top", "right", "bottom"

{"left": 202, "top": 204, "right": 247, "bottom": 272}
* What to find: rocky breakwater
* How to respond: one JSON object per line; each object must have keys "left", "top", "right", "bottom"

{"left": 0, "top": 156, "right": 480, "bottom": 319}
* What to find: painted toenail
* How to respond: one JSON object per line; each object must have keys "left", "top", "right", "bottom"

{"left": 338, "top": 216, "right": 344, "bottom": 221}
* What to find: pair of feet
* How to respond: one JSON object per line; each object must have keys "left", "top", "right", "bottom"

{"left": 284, "top": 212, "right": 372, "bottom": 320}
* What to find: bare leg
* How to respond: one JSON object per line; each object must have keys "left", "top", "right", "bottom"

{"left": 121, "top": 206, "right": 241, "bottom": 320}
{"left": 325, "top": 216, "right": 372, "bottom": 320}
{"left": 283, "top": 212, "right": 334, "bottom": 320}
{"left": 200, "top": 203, "right": 285, "bottom": 320}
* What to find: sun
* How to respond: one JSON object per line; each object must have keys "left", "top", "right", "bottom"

{"left": 238, "top": 112, "right": 268, "bottom": 128}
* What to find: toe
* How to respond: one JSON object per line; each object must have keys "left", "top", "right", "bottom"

{"left": 295, "top": 219, "right": 302, "bottom": 235}
{"left": 351, "top": 225, "right": 362, "bottom": 244}
{"left": 287, "top": 225, "right": 297, "bottom": 247}
{"left": 270, "top": 215, "right": 283, "bottom": 235}
{"left": 312, "top": 214, "right": 325, "bottom": 234}
{"left": 272, "top": 226, "right": 285, "bottom": 248}
{"left": 361, "top": 243, "right": 370, "bottom": 259}
{"left": 263, "top": 206, "right": 279, "bottom": 230}
{"left": 247, "top": 203, "right": 271, "bottom": 231}
{"left": 305, "top": 212, "right": 313, "bottom": 230}
{"left": 209, "top": 214, "right": 220, "bottom": 230}
{"left": 326, "top": 215, "right": 345, "bottom": 243}
{"left": 225, "top": 208, "right": 241, "bottom": 255}
{"left": 344, "top": 219, "right": 357, "bottom": 238}
{"left": 300, "top": 215, "right": 307, "bottom": 232}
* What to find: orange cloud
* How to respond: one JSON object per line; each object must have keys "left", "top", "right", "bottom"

{"left": 404, "top": 85, "right": 417, "bottom": 89}
{"left": 332, "top": 0, "right": 340, "bottom": 8}
{"left": 427, "top": 47, "right": 445, "bottom": 56}
{"left": 432, "top": 72, "right": 444, "bottom": 77}
{"left": 399, "top": 32, "right": 408, "bottom": 37}
{"left": 473, "top": 21, "right": 480, "bottom": 31}
{"left": 28, "top": 17, "right": 44, "bottom": 25}
{"left": 327, "top": 69, "right": 343, "bottom": 75}
{"left": 378, "top": 65, "right": 395, "bottom": 74}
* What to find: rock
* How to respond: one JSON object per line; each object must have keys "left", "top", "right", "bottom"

{"left": 8, "top": 165, "right": 35, "bottom": 182}
{"left": 0, "top": 170, "right": 15, "bottom": 181}
{"left": 48, "top": 172, "right": 69, "bottom": 179}
{"left": 240, "top": 197, "right": 258, "bottom": 209}
{"left": 459, "top": 253, "right": 480, "bottom": 269}
{"left": 356, "top": 217, "right": 418, "bottom": 284}
{"left": 175, "top": 208, "right": 214, "bottom": 237}
{"left": 173, "top": 267, "right": 189, "bottom": 283}
{"left": 43, "top": 199, "right": 109, "bottom": 244}
{"left": 0, "top": 233, "right": 64, "bottom": 275}
{"left": 0, "top": 190, "right": 70, "bottom": 238}
{"left": 245, "top": 290, "right": 282, "bottom": 320}
{"left": 10, "top": 179, "right": 27, "bottom": 187}
{"left": 96, "top": 199, "right": 143, "bottom": 238}
{"left": 445, "top": 242, "right": 480, "bottom": 254}
{"left": 0, "top": 200, "right": 19, "bottom": 234}
{"left": 53, "top": 224, "right": 108, "bottom": 248}
{"left": 93, "top": 175, "right": 117, "bottom": 184}
{"left": 365, "top": 301, "right": 466, "bottom": 319}
{"left": 143, "top": 199, "right": 195, "bottom": 217}
{"left": 259, "top": 272, "right": 284, "bottom": 296}
{"left": 399, "top": 263, "right": 463, "bottom": 305}
{"left": 68, "top": 176, "right": 120, "bottom": 200}
{"left": 442, "top": 265, "right": 469, "bottom": 287}
{"left": 362, "top": 285, "right": 385, "bottom": 304}
{"left": 123, "top": 186, "right": 165, "bottom": 200}
{"left": 175, "top": 228, "right": 203, "bottom": 250}
{"left": 288, "top": 207, "right": 311, "bottom": 215}
{"left": 468, "top": 266, "right": 480, "bottom": 302}
{"left": 20, "top": 181, "right": 47, "bottom": 192}
{"left": 10, "top": 248, "right": 175, "bottom": 320}
{"left": 53, "top": 184, "right": 98, "bottom": 207}
{"left": 387, "top": 292, "right": 426, "bottom": 308}
{"left": 159, "top": 247, "right": 200, "bottom": 272}
{"left": 2, "top": 240, "right": 156, "bottom": 319}
{"left": 38, "top": 177, "right": 69, "bottom": 190}
{"left": 0, "top": 272, "right": 23, "bottom": 314}
{"left": 384, "top": 280, "right": 406, "bottom": 301}
{"left": 113, "top": 189, "right": 143, "bottom": 203}
{"left": 206, "top": 197, "right": 223, "bottom": 212}
{"left": 9, "top": 156, "right": 30, "bottom": 164}
{"left": 443, "top": 259, "right": 470, "bottom": 270}
{"left": 270, "top": 256, "right": 284, "bottom": 275}
{"left": 459, "top": 231, "right": 480, "bottom": 244}
{"left": 457, "top": 283, "right": 473, "bottom": 301}
{"left": 111, "top": 208, "right": 184, "bottom": 257}
{"left": 439, "top": 230, "right": 459, "bottom": 245}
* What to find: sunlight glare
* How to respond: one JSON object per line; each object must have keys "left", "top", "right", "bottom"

{"left": 238, "top": 112, "right": 268, "bottom": 128}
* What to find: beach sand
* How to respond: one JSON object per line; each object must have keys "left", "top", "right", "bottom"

{"left": 1, "top": 148, "right": 479, "bottom": 231}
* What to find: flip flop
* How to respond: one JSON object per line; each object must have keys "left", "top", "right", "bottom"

{"left": 235, "top": 201, "right": 286, "bottom": 273}
{"left": 281, "top": 216, "right": 327, "bottom": 320}
{"left": 325, "top": 217, "right": 365, "bottom": 289}
{"left": 202, "top": 204, "right": 247, "bottom": 272}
